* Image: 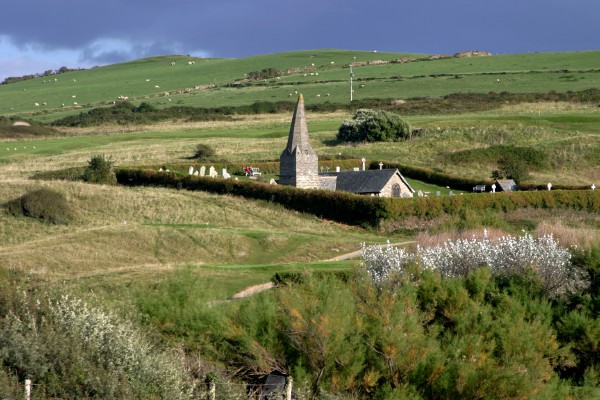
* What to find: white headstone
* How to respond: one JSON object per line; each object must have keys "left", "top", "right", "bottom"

{"left": 378, "top": 162, "right": 384, "bottom": 170}
{"left": 353, "top": 167, "right": 360, "bottom": 171}
{"left": 417, "top": 190, "right": 424, "bottom": 197}
{"left": 335, "top": 166, "right": 340, "bottom": 172}
{"left": 188, "top": 166, "right": 194, "bottom": 175}
{"left": 209, "top": 166, "right": 217, "bottom": 177}
{"left": 199, "top": 166, "right": 206, "bottom": 177}
{"left": 269, "top": 178, "right": 277, "bottom": 185}
{"left": 193, "top": 171, "right": 199, "bottom": 176}
{"left": 361, "top": 158, "right": 366, "bottom": 171}
{"left": 222, "top": 168, "right": 231, "bottom": 179}
{"left": 592, "top": 184, "right": 596, "bottom": 190}
{"left": 491, "top": 183, "right": 496, "bottom": 193}
{"left": 547, "top": 182, "right": 552, "bottom": 191}
{"left": 436, "top": 191, "right": 441, "bottom": 196}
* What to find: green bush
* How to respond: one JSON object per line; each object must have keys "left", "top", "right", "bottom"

{"left": 192, "top": 143, "right": 216, "bottom": 160}
{"left": 83, "top": 154, "right": 116, "bottom": 184}
{"left": 337, "top": 109, "right": 412, "bottom": 142}
{"left": 4, "top": 188, "right": 73, "bottom": 224}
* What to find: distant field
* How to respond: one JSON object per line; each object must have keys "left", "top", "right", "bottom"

{"left": 1, "top": 50, "right": 599, "bottom": 120}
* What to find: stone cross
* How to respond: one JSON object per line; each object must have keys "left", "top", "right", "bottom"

{"left": 491, "top": 183, "right": 496, "bottom": 193}
{"left": 378, "top": 162, "right": 383, "bottom": 170}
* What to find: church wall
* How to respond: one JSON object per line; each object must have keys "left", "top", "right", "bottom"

{"left": 380, "top": 174, "right": 414, "bottom": 197}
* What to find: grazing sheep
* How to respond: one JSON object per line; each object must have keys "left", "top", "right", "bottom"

{"left": 155, "top": 85, "right": 160, "bottom": 89}
{"left": 72, "top": 95, "right": 76, "bottom": 98}
{"left": 170, "top": 61, "right": 176, "bottom": 66}
{"left": 34, "top": 102, "right": 40, "bottom": 106}
{"left": 326, "top": 93, "right": 330, "bottom": 96}
{"left": 315, "top": 72, "right": 318, "bottom": 76}
{"left": 330, "top": 61, "right": 335, "bottom": 64}
{"left": 316, "top": 94, "right": 321, "bottom": 98}
{"left": 146, "top": 79, "right": 150, "bottom": 82}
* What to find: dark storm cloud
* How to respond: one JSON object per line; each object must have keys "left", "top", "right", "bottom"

{"left": 0, "top": 0, "right": 598, "bottom": 80}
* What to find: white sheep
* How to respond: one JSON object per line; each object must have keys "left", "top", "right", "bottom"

{"left": 316, "top": 94, "right": 321, "bottom": 98}
{"left": 330, "top": 61, "right": 335, "bottom": 64}
{"left": 34, "top": 102, "right": 40, "bottom": 107}
{"left": 170, "top": 61, "right": 176, "bottom": 66}
{"left": 155, "top": 85, "right": 160, "bottom": 89}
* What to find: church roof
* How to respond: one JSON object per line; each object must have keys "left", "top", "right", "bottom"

{"left": 324, "top": 169, "right": 414, "bottom": 194}
{"left": 495, "top": 179, "right": 518, "bottom": 192}
{"left": 282, "top": 94, "right": 316, "bottom": 156}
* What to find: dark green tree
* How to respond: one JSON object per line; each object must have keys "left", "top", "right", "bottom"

{"left": 83, "top": 154, "right": 116, "bottom": 184}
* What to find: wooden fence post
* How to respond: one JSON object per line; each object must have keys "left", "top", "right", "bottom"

{"left": 285, "top": 376, "right": 293, "bottom": 400}
{"left": 24, "top": 379, "right": 31, "bottom": 400}
{"left": 208, "top": 382, "right": 215, "bottom": 400}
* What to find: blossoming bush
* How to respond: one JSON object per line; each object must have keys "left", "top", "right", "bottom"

{"left": 0, "top": 290, "right": 192, "bottom": 399}
{"left": 362, "top": 232, "right": 588, "bottom": 297}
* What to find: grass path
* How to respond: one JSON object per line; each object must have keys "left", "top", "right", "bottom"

{"left": 230, "top": 240, "right": 416, "bottom": 298}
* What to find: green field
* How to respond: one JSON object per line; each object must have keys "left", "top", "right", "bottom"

{"left": 2, "top": 49, "right": 599, "bottom": 119}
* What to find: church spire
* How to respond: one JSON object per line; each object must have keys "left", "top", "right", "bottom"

{"left": 283, "top": 94, "right": 314, "bottom": 155}
{"left": 279, "top": 94, "right": 319, "bottom": 188}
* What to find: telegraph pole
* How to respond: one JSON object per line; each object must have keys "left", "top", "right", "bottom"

{"left": 350, "top": 65, "right": 355, "bottom": 102}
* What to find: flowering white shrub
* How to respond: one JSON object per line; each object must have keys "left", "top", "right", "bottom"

{"left": 362, "top": 232, "right": 588, "bottom": 297}
{"left": 50, "top": 294, "right": 191, "bottom": 398}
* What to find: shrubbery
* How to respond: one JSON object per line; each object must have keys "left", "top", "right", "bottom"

{"left": 362, "top": 232, "right": 588, "bottom": 298}
{"left": 0, "top": 287, "right": 192, "bottom": 398}
{"left": 4, "top": 188, "right": 73, "bottom": 224}
{"left": 83, "top": 154, "right": 116, "bottom": 184}
{"left": 337, "top": 109, "right": 412, "bottom": 142}
{"left": 192, "top": 144, "right": 216, "bottom": 160}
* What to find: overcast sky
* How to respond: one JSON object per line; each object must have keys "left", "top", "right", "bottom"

{"left": 1, "top": 0, "right": 598, "bottom": 81}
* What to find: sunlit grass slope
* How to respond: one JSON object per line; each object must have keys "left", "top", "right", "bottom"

{"left": 1, "top": 50, "right": 599, "bottom": 119}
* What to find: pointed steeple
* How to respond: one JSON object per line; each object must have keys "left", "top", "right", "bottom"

{"left": 283, "top": 94, "right": 315, "bottom": 156}
{"left": 279, "top": 94, "right": 320, "bottom": 188}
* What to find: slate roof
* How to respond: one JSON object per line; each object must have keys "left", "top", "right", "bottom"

{"left": 495, "top": 179, "right": 518, "bottom": 192}
{"left": 323, "top": 169, "right": 414, "bottom": 195}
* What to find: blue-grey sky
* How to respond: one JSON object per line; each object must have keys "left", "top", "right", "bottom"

{"left": 1, "top": 0, "right": 598, "bottom": 81}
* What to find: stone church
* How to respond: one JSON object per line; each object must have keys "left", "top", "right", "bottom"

{"left": 279, "top": 94, "right": 414, "bottom": 198}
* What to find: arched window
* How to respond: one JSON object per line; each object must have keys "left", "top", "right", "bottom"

{"left": 392, "top": 183, "right": 401, "bottom": 197}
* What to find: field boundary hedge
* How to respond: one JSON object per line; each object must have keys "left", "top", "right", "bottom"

{"left": 115, "top": 168, "right": 388, "bottom": 226}
{"left": 115, "top": 168, "right": 600, "bottom": 226}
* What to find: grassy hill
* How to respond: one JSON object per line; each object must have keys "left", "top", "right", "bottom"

{"left": 1, "top": 49, "right": 599, "bottom": 120}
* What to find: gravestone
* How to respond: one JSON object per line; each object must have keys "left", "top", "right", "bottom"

{"left": 222, "top": 168, "right": 231, "bottom": 179}
{"left": 449, "top": 191, "right": 454, "bottom": 196}
{"left": 436, "top": 191, "right": 441, "bottom": 196}
{"left": 209, "top": 166, "right": 217, "bottom": 177}
{"left": 269, "top": 178, "right": 277, "bottom": 185}
{"left": 193, "top": 171, "right": 199, "bottom": 176}
{"left": 353, "top": 167, "right": 360, "bottom": 171}
{"left": 417, "top": 190, "right": 424, "bottom": 197}
{"left": 199, "top": 166, "right": 206, "bottom": 177}
{"left": 188, "top": 166, "right": 194, "bottom": 175}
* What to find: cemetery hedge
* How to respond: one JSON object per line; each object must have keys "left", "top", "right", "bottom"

{"left": 115, "top": 168, "right": 389, "bottom": 226}
{"left": 116, "top": 168, "right": 600, "bottom": 226}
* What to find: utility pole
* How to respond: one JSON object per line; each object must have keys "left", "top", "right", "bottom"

{"left": 350, "top": 65, "right": 355, "bottom": 102}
